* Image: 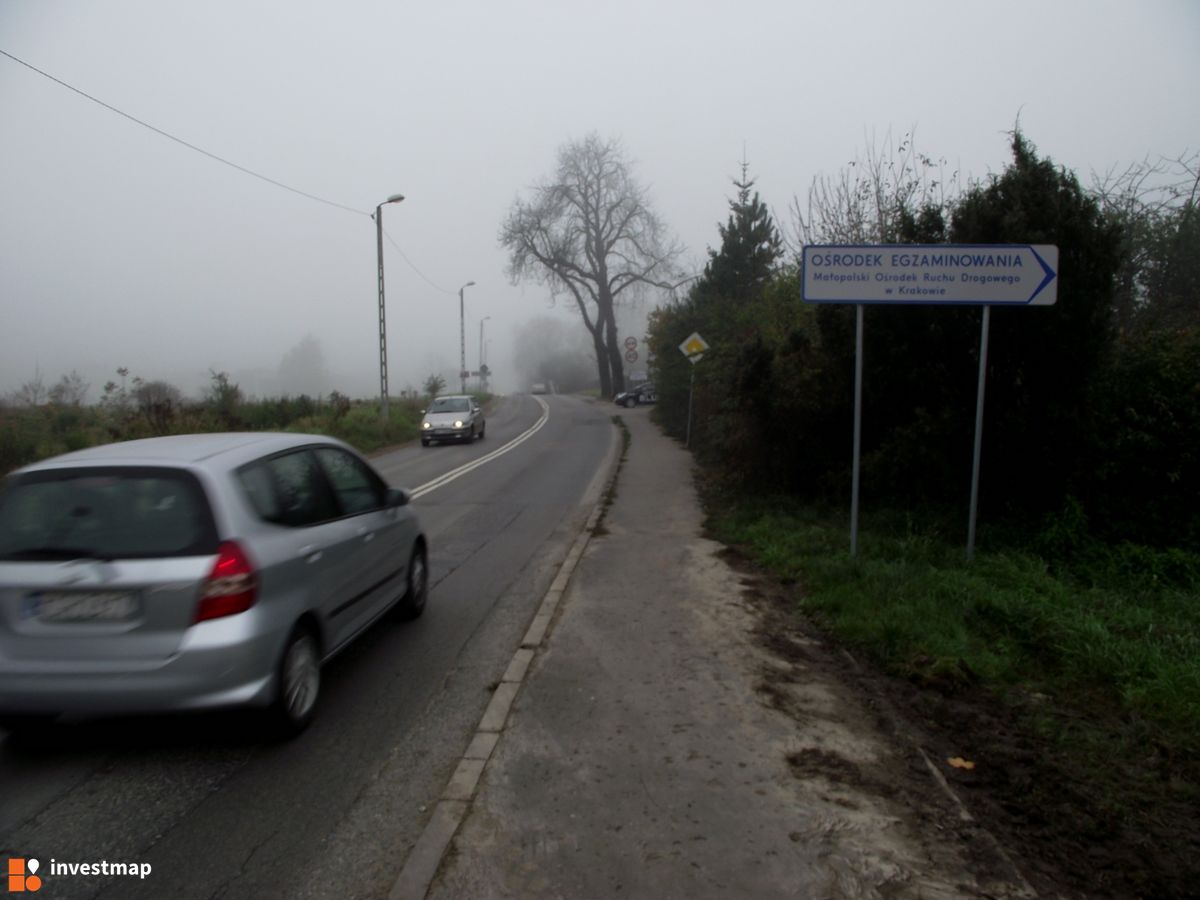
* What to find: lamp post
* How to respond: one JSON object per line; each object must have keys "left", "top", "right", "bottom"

{"left": 374, "top": 193, "right": 405, "bottom": 420}
{"left": 458, "top": 281, "right": 475, "bottom": 393}
{"left": 478, "top": 316, "right": 491, "bottom": 390}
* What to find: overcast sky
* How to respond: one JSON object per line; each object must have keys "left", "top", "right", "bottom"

{"left": 2, "top": 0, "right": 1196, "bottom": 399}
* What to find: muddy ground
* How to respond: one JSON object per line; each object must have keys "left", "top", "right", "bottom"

{"left": 724, "top": 547, "right": 1199, "bottom": 900}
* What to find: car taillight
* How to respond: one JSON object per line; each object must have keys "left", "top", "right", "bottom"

{"left": 194, "top": 541, "right": 258, "bottom": 623}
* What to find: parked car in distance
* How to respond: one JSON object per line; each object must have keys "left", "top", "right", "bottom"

{"left": 614, "top": 383, "right": 657, "bottom": 408}
{"left": 420, "top": 395, "right": 486, "bottom": 446}
{"left": 0, "top": 432, "right": 428, "bottom": 738}
{"left": 530, "top": 383, "right": 548, "bottom": 395}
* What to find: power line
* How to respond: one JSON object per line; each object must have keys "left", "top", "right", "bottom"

{"left": 2, "top": 48, "right": 467, "bottom": 291}
{"left": 383, "top": 227, "right": 456, "bottom": 295}
{"left": 0, "top": 48, "right": 367, "bottom": 217}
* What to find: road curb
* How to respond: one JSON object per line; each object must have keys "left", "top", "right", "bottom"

{"left": 387, "top": 411, "right": 624, "bottom": 900}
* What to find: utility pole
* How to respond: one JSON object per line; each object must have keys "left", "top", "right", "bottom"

{"left": 374, "top": 193, "right": 404, "bottom": 419}
{"left": 458, "top": 281, "right": 475, "bottom": 393}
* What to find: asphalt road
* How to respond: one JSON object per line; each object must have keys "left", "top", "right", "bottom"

{"left": 0, "top": 393, "right": 617, "bottom": 900}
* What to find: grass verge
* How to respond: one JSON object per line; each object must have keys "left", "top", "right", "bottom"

{"left": 705, "top": 491, "right": 1199, "bottom": 892}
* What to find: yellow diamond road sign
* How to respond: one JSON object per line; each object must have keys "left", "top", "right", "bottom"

{"left": 679, "top": 332, "right": 709, "bottom": 362}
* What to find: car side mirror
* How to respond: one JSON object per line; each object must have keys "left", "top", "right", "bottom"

{"left": 386, "top": 488, "right": 411, "bottom": 508}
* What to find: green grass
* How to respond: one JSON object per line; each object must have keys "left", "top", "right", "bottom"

{"left": 706, "top": 497, "right": 1200, "bottom": 764}
{"left": 288, "top": 402, "right": 421, "bottom": 454}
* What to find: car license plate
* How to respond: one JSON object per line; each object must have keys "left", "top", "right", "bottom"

{"left": 33, "top": 591, "right": 139, "bottom": 622}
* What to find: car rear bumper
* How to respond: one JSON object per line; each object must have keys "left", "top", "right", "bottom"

{"left": 0, "top": 621, "right": 284, "bottom": 717}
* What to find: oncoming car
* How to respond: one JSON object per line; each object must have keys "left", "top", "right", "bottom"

{"left": 0, "top": 433, "right": 428, "bottom": 737}
{"left": 420, "top": 395, "right": 486, "bottom": 446}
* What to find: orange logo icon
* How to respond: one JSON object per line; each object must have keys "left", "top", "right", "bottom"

{"left": 6, "top": 858, "right": 42, "bottom": 893}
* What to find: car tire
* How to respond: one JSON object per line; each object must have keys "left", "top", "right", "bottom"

{"left": 479, "top": 422, "right": 486, "bottom": 439}
{"left": 623, "top": 397, "right": 637, "bottom": 408}
{"left": 421, "top": 438, "right": 430, "bottom": 447}
{"left": 269, "top": 626, "right": 320, "bottom": 738}
{"left": 393, "top": 543, "right": 428, "bottom": 620}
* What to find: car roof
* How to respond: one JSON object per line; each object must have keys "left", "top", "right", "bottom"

{"left": 13, "top": 432, "right": 350, "bottom": 474}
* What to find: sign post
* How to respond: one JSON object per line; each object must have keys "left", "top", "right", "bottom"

{"left": 678, "top": 332, "right": 709, "bottom": 448}
{"left": 851, "top": 306, "right": 864, "bottom": 556}
{"left": 966, "top": 306, "right": 991, "bottom": 558}
{"left": 802, "top": 244, "right": 1058, "bottom": 558}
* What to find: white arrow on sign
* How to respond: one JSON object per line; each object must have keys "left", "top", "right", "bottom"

{"left": 802, "top": 244, "right": 1058, "bottom": 305}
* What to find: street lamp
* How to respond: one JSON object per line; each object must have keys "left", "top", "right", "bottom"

{"left": 478, "top": 316, "right": 491, "bottom": 390}
{"left": 458, "top": 281, "right": 475, "bottom": 393}
{"left": 374, "top": 193, "right": 405, "bottom": 420}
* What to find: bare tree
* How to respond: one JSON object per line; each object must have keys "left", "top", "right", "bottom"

{"left": 1089, "top": 150, "right": 1199, "bottom": 335}
{"left": 48, "top": 370, "right": 90, "bottom": 406}
{"left": 10, "top": 366, "right": 48, "bottom": 407}
{"left": 422, "top": 373, "right": 446, "bottom": 400}
{"left": 500, "top": 134, "right": 682, "bottom": 397}
{"left": 790, "top": 128, "right": 960, "bottom": 248}
{"left": 131, "top": 378, "right": 182, "bottom": 435}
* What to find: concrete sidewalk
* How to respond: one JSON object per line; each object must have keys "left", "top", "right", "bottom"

{"left": 423, "top": 407, "right": 1028, "bottom": 899}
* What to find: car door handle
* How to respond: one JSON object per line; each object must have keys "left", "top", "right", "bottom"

{"left": 298, "top": 544, "right": 323, "bottom": 563}
{"left": 357, "top": 528, "right": 375, "bottom": 543}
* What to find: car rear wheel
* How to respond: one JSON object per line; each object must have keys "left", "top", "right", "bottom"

{"left": 394, "top": 544, "right": 428, "bottom": 620}
{"left": 270, "top": 626, "right": 320, "bottom": 737}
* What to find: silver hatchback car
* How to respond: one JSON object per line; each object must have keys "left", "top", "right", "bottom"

{"left": 420, "top": 395, "right": 485, "bottom": 446}
{"left": 0, "top": 433, "right": 427, "bottom": 737}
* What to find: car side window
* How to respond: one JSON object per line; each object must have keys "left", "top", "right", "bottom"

{"left": 237, "top": 462, "right": 280, "bottom": 521}
{"left": 313, "top": 447, "right": 386, "bottom": 516}
{"left": 239, "top": 450, "right": 338, "bottom": 527}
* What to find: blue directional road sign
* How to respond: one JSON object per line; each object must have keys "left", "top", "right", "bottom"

{"left": 802, "top": 244, "right": 1058, "bottom": 305}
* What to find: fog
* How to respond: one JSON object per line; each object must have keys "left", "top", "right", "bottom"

{"left": 2, "top": 1, "right": 1195, "bottom": 401}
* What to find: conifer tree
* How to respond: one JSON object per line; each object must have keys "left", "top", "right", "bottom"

{"left": 698, "top": 161, "right": 784, "bottom": 306}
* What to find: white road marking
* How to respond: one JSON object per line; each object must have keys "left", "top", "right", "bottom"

{"left": 410, "top": 396, "right": 550, "bottom": 500}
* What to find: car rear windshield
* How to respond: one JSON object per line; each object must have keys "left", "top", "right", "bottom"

{"left": 0, "top": 466, "right": 219, "bottom": 561}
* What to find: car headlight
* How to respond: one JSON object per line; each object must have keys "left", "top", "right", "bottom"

{"left": 454, "top": 420, "right": 464, "bottom": 428}
{"left": 422, "top": 421, "right": 431, "bottom": 430}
